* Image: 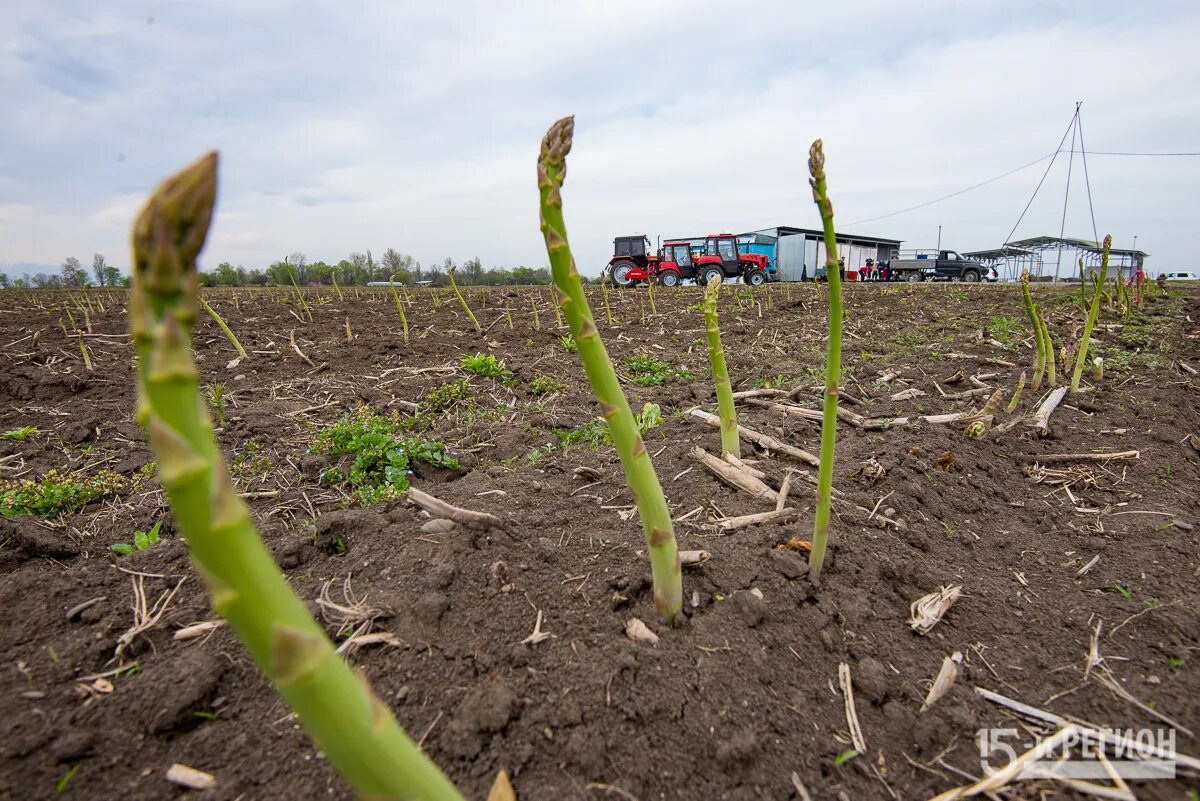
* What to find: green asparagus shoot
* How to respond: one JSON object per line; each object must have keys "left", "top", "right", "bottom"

{"left": 538, "top": 116, "right": 682, "bottom": 623}
{"left": 1072, "top": 235, "right": 1112, "bottom": 392}
{"left": 199, "top": 296, "right": 248, "bottom": 360}
{"left": 388, "top": 274, "right": 410, "bottom": 344}
{"left": 702, "top": 279, "right": 739, "bottom": 457}
{"left": 447, "top": 266, "right": 481, "bottom": 333}
{"left": 129, "top": 152, "right": 463, "bottom": 801}
{"left": 808, "top": 139, "right": 843, "bottom": 585}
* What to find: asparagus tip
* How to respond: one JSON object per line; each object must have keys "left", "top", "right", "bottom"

{"left": 132, "top": 151, "right": 218, "bottom": 296}
{"left": 539, "top": 116, "right": 575, "bottom": 175}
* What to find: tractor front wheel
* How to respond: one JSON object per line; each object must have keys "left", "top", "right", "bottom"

{"left": 746, "top": 270, "right": 766, "bottom": 286}
{"left": 658, "top": 270, "right": 680, "bottom": 287}
{"left": 906, "top": 271, "right": 923, "bottom": 283}
{"left": 611, "top": 261, "right": 636, "bottom": 287}
{"left": 700, "top": 267, "right": 724, "bottom": 287}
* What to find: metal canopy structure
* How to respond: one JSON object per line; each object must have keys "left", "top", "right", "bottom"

{"left": 1000, "top": 235, "right": 1147, "bottom": 280}
{"left": 961, "top": 246, "right": 1040, "bottom": 282}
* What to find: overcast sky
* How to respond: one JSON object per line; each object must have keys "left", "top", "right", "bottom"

{"left": 2, "top": 1, "right": 1198, "bottom": 278}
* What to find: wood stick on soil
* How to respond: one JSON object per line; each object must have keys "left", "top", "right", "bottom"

{"left": 715, "top": 507, "right": 800, "bottom": 531}
{"left": 1031, "top": 386, "right": 1068, "bottom": 436}
{"left": 289, "top": 329, "right": 316, "bottom": 367}
{"left": 744, "top": 397, "right": 866, "bottom": 428}
{"left": 838, "top": 662, "right": 867, "bottom": 753}
{"left": 691, "top": 446, "right": 778, "bottom": 504}
{"left": 408, "top": 487, "right": 507, "bottom": 531}
{"left": 689, "top": 407, "right": 820, "bottom": 467}
{"left": 1026, "top": 450, "right": 1140, "bottom": 463}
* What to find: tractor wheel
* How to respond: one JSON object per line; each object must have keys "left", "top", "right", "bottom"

{"left": 658, "top": 270, "right": 680, "bottom": 287}
{"left": 962, "top": 269, "right": 980, "bottom": 283}
{"left": 906, "top": 271, "right": 923, "bottom": 283}
{"left": 611, "top": 261, "right": 636, "bottom": 287}
{"left": 746, "top": 270, "right": 766, "bottom": 287}
{"left": 701, "top": 267, "right": 725, "bottom": 287}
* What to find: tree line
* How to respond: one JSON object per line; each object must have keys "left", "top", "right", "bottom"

{"left": 0, "top": 249, "right": 556, "bottom": 289}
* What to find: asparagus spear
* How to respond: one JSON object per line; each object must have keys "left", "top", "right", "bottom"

{"left": 537, "top": 117, "right": 682, "bottom": 623}
{"left": 130, "top": 152, "right": 463, "bottom": 801}
{"left": 702, "top": 279, "right": 739, "bottom": 458}
{"left": 1071, "top": 235, "right": 1111, "bottom": 392}
{"left": 1020, "top": 271, "right": 1047, "bottom": 390}
{"left": 807, "top": 139, "right": 843, "bottom": 585}
{"left": 389, "top": 273, "right": 410, "bottom": 343}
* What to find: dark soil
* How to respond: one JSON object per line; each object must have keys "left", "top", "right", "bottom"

{"left": 1, "top": 282, "right": 1198, "bottom": 800}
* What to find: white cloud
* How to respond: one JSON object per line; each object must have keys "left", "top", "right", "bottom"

{"left": 0, "top": 0, "right": 1197, "bottom": 276}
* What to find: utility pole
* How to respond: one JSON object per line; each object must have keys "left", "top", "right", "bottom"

{"left": 937, "top": 225, "right": 942, "bottom": 251}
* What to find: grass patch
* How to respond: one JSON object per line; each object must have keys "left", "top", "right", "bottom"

{"left": 1, "top": 426, "right": 38, "bottom": 442}
{"left": 626, "top": 354, "right": 693, "bottom": 386}
{"left": 987, "top": 315, "right": 1018, "bottom": 346}
{"left": 420, "top": 379, "right": 472, "bottom": 413}
{"left": 460, "top": 352, "right": 511, "bottom": 380}
{"left": 1, "top": 469, "right": 126, "bottom": 519}
{"left": 314, "top": 407, "right": 459, "bottom": 504}
{"left": 529, "top": 376, "right": 568, "bottom": 396}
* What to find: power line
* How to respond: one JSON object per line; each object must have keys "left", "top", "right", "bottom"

{"left": 840, "top": 145, "right": 1199, "bottom": 230}
{"left": 842, "top": 153, "right": 1054, "bottom": 227}
{"left": 1004, "top": 111, "right": 1080, "bottom": 247}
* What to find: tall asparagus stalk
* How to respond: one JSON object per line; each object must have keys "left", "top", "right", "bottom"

{"left": 388, "top": 274, "right": 410, "bottom": 344}
{"left": 199, "top": 296, "right": 248, "bottom": 360}
{"left": 1038, "top": 305, "right": 1055, "bottom": 386}
{"left": 130, "top": 153, "right": 463, "bottom": 801}
{"left": 538, "top": 117, "right": 682, "bottom": 623}
{"left": 1071, "top": 235, "right": 1111, "bottom": 392}
{"left": 447, "top": 265, "right": 481, "bottom": 333}
{"left": 808, "top": 139, "right": 842, "bottom": 585}
{"left": 1020, "top": 271, "right": 1047, "bottom": 390}
{"left": 702, "top": 280, "right": 739, "bottom": 458}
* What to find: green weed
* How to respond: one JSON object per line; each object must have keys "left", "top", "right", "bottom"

{"left": 1, "top": 426, "right": 38, "bottom": 442}
{"left": 111, "top": 519, "right": 163, "bottom": 556}
{"left": 626, "top": 354, "right": 693, "bottom": 386}
{"left": 314, "top": 407, "right": 459, "bottom": 504}
{"left": 1, "top": 469, "right": 126, "bottom": 519}
{"left": 420, "top": 379, "right": 471, "bottom": 413}
{"left": 529, "top": 376, "right": 568, "bottom": 396}
{"left": 560, "top": 334, "right": 577, "bottom": 353}
{"left": 460, "top": 352, "right": 511, "bottom": 379}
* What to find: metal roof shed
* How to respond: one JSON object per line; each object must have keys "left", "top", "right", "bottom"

{"left": 745, "top": 226, "right": 902, "bottom": 281}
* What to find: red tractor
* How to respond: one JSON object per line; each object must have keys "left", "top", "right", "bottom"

{"left": 607, "top": 233, "right": 769, "bottom": 287}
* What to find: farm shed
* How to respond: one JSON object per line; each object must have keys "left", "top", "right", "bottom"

{"left": 740, "top": 226, "right": 902, "bottom": 281}
{"left": 1002, "top": 235, "right": 1148, "bottom": 281}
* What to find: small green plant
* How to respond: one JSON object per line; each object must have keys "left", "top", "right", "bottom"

{"left": 987, "top": 315, "right": 1017, "bottom": 346}
{"left": 1168, "top": 655, "right": 1185, "bottom": 669}
{"left": 1, "top": 469, "right": 126, "bottom": 519}
{"left": 231, "top": 440, "right": 272, "bottom": 478}
{"left": 1072, "top": 235, "right": 1112, "bottom": 392}
{"left": 207, "top": 383, "right": 226, "bottom": 427}
{"left": 626, "top": 354, "right": 693, "bottom": 386}
{"left": 460, "top": 352, "right": 511, "bottom": 379}
{"left": 1, "top": 426, "right": 38, "bottom": 441}
{"left": 889, "top": 332, "right": 925, "bottom": 347}
{"left": 1107, "top": 585, "right": 1134, "bottom": 601}
{"left": 753, "top": 374, "right": 789, "bottom": 389}
{"left": 55, "top": 765, "right": 80, "bottom": 795}
{"left": 834, "top": 749, "right": 860, "bottom": 767}
{"left": 559, "top": 334, "right": 577, "bottom": 353}
{"left": 111, "top": 519, "right": 163, "bottom": 555}
{"left": 555, "top": 402, "right": 663, "bottom": 452}
{"left": 529, "top": 375, "right": 568, "bottom": 396}
{"left": 420, "top": 379, "right": 471, "bottom": 413}
{"left": 314, "top": 408, "right": 459, "bottom": 504}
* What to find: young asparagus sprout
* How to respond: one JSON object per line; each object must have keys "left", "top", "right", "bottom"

{"left": 1093, "top": 356, "right": 1104, "bottom": 381}
{"left": 332, "top": 273, "right": 344, "bottom": 301}
{"left": 703, "top": 280, "right": 739, "bottom": 458}
{"left": 345, "top": 317, "right": 353, "bottom": 342}
{"left": 446, "top": 266, "right": 481, "bottom": 333}
{"left": 78, "top": 335, "right": 93, "bottom": 371}
{"left": 129, "top": 153, "right": 464, "bottom": 801}
{"left": 531, "top": 296, "right": 540, "bottom": 330}
{"left": 388, "top": 274, "right": 410, "bottom": 344}
{"left": 1005, "top": 371, "right": 1026, "bottom": 413}
{"left": 199, "top": 296, "right": 248, "bottom": 360}
{"left": 208, "top": 383, "right": 226, "bottom": 428}
{"left": 601, "top": 275, "right": 615, "bottom": 325}
{"left": 1038, "top": 306, "right": 1055, "bottom": 386}
{"left": 1071, "top": 235, "right": 1112, "bottom": 392}
{"left": 538, "top": 117, "right": 682, "bottom": 623}
{"left": 1020, "top": 271, "right": 1047, "bottom": 390}
{"left": 808, "top": 139, "right": 843, "bottom": 585}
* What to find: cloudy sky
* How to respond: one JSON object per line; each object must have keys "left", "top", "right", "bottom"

{"left": 2, "top": 1, "right": 1198, "bottom": 278}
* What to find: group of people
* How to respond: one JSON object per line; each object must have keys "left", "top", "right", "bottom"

{"left": 857, "top": 258, "right": 896, "bottom": 282}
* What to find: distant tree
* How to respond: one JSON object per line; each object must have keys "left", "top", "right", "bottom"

{"left": 0, "top": 272, "right": 8, "bottom": 289}
{"left": 92, "top": 254, "right": 108, "bottom": 286}
{"left": 414, "top": 260, "right": 422, "bottom": 282}
{"left": 13, "top": 276, "right": 29, "bottom": 289}
{"left": 247, "top": 269, "right": 269, "bottom": 286}
{"left": 461, "top": 256, "right": 484, "bottom": 284}
{"left": 307, "top": 261, "right": 334, "bottom": 284}
{"left": 213, "top": 262, "right": 241, "bottom": 286}
{"left": 101, "top": 265, "right": 121, "bottom": 287}
{"left": 61, "top": 257, "right": 87, "bottom": 287}
{"left": 266, "top": 261, "right": 295, "bottom": 285}
{"left": 284, "top": 252, "right": 308, "bottom": 283}
{"left": 32, "top": 273, "right": 59, "bottom": 288}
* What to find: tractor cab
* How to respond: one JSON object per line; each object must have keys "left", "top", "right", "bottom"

{"left": 694, "top": 233, "right": 769, "bottom": 286}
{"left": 607, "top": 235, "right": 655, "bottom": 286}
{"left": 653, "top": 241, "right": 695, "bottom": 287}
